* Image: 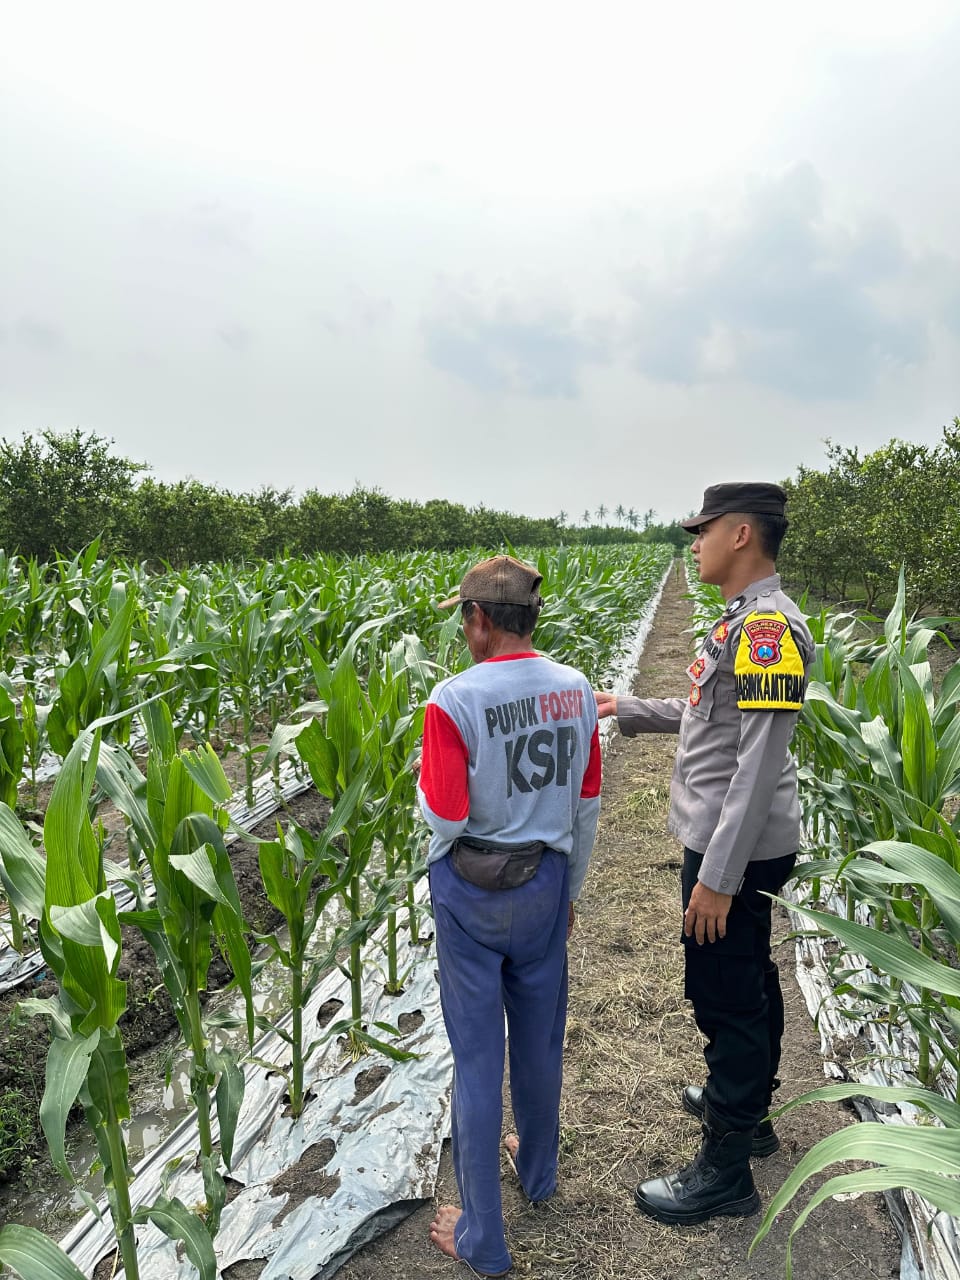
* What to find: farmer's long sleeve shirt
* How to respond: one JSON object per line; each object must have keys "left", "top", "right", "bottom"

{"left": 418, "top": 652, "right": 602, "bottom": 899}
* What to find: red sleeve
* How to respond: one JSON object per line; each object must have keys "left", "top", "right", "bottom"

{"left": 580, "top": 724, "right": 601, "bottom": 798}
{"left": 420, "top": 701, "right": 470, "bottom": 821}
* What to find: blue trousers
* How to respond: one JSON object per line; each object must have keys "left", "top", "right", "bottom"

{"left": 429, "top": 850, "right": 570, "bottom": 1276}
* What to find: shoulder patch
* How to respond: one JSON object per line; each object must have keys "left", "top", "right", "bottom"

{"left": 734, "top": 611, "right": 806, "bottom": 710}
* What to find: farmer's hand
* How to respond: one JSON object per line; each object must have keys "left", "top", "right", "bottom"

{"left": 595, "top": 691, "right": 618, "bottom": 719}
{"left": 684, "top": 882, "right": 733, "bottom": 945}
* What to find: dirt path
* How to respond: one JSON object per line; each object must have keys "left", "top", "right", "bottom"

{"left": 336, "top": 571, "right": 902, "bottom": 1280}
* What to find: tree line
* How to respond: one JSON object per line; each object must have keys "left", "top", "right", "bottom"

{"left": 779, "top": 417, "right": 960, "bottom": 612}
{"left": 0, "top": 430, "right": 685, "bottom": 564}
{"left": 11, "top": 419, "right": 953, "bottom": 604}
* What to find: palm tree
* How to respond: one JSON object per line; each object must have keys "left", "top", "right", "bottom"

{"left": 614, "top": 504, "right": 626, "bottom": 526}
{"left": 628, "top": 508, "right": 639, "bottom": 530}
{"left": 557, "top": 509, "right": 568, "bottom": 527}
{"left": 596, "top": 504, "right": 608, "bottom": 525}
{"left": 581, "top": 509, "right": 591, "bottom": 526}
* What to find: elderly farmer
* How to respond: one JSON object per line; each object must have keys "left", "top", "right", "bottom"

{"left": 418, "top": 554, "right": 602, "bottom": 1276}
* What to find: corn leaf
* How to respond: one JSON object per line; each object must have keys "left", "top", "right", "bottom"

{"left": 752, "top": 1123, "right": 960, "bottom": 1259}
{"left": 778, "top": 896, "right": 960, "bottom": 995}
{"left": 0, "top": 1224, "right": 89, "bottom": 1280}
{"left": 182, "top": 743, "right": 232, "bottom": 805}
{"left": 0, "top": 802, "right": 46, "bottom": 918}
{"left": 135, "top": 1195, "right": 217, "bottom": 1280}
{"left": 39, "top": 1029, "right": 100, "bottom": 1180}
{"left": 168, "top": 850, "right": 230, "bottom": 907}
{"left": 210, "top": 1047, "right": 244, "bottom": 1170}
{"left": 771, "top": 1080, "right": 960, "bottom": 1129}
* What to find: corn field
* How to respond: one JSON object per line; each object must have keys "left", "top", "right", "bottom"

{"left": 0, "top": 542, "right": 672, "bottom": 1279}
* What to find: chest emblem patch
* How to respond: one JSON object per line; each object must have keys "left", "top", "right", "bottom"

{"left": 711, "top": 622, "right": 729, "bottom": 646}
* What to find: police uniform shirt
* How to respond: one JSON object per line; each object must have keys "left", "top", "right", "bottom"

{"left": 616, "top": 573, "right": 814, "bottom": 895}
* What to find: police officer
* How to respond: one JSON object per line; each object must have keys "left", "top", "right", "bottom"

{"left": 596, "top": 482, "right": 814, "bottom": 1226}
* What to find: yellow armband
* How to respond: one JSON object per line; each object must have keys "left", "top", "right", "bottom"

{"left": 735, "top": 611, "right": 806, "bottom": 710}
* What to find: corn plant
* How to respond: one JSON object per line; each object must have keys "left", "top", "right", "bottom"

{"left": 366, "top": 636, "right": 430, "bottom": 987}
{"left": 756, "top": 871, "right": 960, "bottom": 1276}
{"left": 790, "top": 836, "right": 960, "bottom": 1093}
{"left": 0, "top": 732, "right": 217, "bottom": 1280}
{"left": 0, "top": 799, "right": 45, "bottom": 959}
{"left": 292, "top": 619, "right": 420, "bottom": 1058}
{"left": 216, "top": 588, "right": 275, "bottom": 806}
{"left": 751, "top": 1082, "right": 960, "bottom": 1280}
{"left": 19, "top": 683, "right": 49, "bottom": 815}
{"left": 103, "top": 701, "right": 254, "bottom": 1236}
{"left": 45, "top": 579, "right": 140, "bottom": 758}
{"left": 0, "top": 676, "right": 26, "bottom": 950}
{"left": 251, "top": 785, "right": 374, "bottom": 1117}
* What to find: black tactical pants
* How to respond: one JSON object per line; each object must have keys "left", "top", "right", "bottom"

{"left": 681, "top": 848, "right": 796, "bottom": 1134}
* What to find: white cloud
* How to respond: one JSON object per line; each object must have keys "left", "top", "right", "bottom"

{"left": 619, "top": 165, "right": 949, "bottom": 398}
{"left": 0, "top": 1, "right": 957, "bottom": 522}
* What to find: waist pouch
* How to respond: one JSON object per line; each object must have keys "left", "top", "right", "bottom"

{"left": 450, "top": 836, "right": 545, "bottom": 891}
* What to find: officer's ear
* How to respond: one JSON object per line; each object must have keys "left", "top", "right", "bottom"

{"left": 731, "top": 518, "right": 753, "bottom": 550}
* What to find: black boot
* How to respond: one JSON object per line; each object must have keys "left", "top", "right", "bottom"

{"left": 681, "top": 1085, "right": 780, "bottom": 1157}
{"left": 634, "top": 1120, "right": 760, "bottom": 1226}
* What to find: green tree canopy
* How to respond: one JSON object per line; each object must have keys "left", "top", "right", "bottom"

{"left": 0, "top": 429, "right": 146, "bottom": 560}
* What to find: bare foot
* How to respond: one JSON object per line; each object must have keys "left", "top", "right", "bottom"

{"left": 429, "top": 1204, "right": 512, "bottom": 1276}
{"left": 429, "top": 1204, "right": 462, "bottom": 1262}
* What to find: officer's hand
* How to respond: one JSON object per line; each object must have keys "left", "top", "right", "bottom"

{"left": 595, "top": 691, "right": 618, "bottom": 719}
{"left": 684, "top": 882, "right": 733, "bottom": 945}
{"left": 567, "top": 902, "right": 576, "bottom": 939}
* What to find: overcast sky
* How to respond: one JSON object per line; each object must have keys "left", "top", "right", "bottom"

{"left": 2, "top": 2, "right": 958, "bottom": 524}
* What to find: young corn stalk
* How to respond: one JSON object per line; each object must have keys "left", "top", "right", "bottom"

{"left": 20, "top": 683, "right": 48, "bottom": 816}
{"left": 45, "top": 579, "right": 140, "bottom": 760}
{"left": 0, "top": 677, "right": 26, "bottom": 950}
{"left": 103, "top": 701, "right": 255, "bottom": 1236}
{"left": 365, "top": 636, "right": 430, "bottom": 990}
{"left": 756, "top": 848, "right": 960, "bottom": 1275}
{"left": 0, "top": 731, "right": 218, "bottom": 1280}
{"left": 250, "top": 775, "right": 386, "bottom": 1117}
{"left": 218, "top": 588, "right": 271, "bottom": 807}
{"left": 294, "top": 620, "right": 418, "bottom": 1059}
{"left": 793, "top": 572, "right": 960, "bottom": 1084}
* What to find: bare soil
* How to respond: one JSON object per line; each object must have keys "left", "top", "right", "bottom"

{"left": 333, "top": 572, "right": 903, "bottom": 1280}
